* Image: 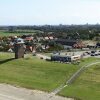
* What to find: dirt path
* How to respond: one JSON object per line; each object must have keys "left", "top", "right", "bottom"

{"left": 0, "top": 84, "right": 73, "bottom": 100}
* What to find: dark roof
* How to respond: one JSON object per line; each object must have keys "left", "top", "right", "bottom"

{"left": 55, "top": 39, "right": 78, "bottom": 46}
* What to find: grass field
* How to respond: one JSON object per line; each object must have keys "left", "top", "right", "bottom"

{"left": 0, "top": 52, "right": 81, "bottom": 91}
{"left": 0, "top": 52, "right": 100, "bottom": 100}
{"left": 0, "top": 32, "right": 36, "bottom": 37}
{"left": 59, "top": 62, "right": 100, "bottom": 100}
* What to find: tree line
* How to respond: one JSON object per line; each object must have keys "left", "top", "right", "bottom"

{"left": 0, "top": 24, "right": 100, "bottom": 40}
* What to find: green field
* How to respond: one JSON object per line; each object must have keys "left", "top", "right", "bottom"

{"left": 0, "top": 52, "right": 100, "bottom": 100}
{"left": 0, "top": 52, "right": 81, "bottom": 91}
{"left": 0, "top": 31, "right": 36, "bottom": 37}
{"left": 60, "top": 63, "right": 100, "bottom": 100}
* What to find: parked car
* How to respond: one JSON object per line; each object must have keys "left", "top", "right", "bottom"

{"left": 91, "top": 53, "right": 95, "bottom": 56}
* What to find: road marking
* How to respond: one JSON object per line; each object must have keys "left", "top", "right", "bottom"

{"left": 0, "top": 93, "right": 24, "bottom": 100}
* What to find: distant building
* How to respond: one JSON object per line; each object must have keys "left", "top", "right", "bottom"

{"left": 51, "top": 55, "right": 71, "bottom": 62}
{"left": 55, "top": 39, "right": 76, "bottom": 46}
{"left": 55, "top": 39, "right": 84, "bottom": 48}
{"left": 51, "top": 55, "right": 81, "bottom": 63}
{"left": 24, "top": 37, "right": 33, "bottom": 41}
{"left": 44, "top": 36, "right": 54, "bottom": 40}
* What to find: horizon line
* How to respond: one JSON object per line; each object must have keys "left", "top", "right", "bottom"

{"left": 0, "top": 23, "right": 100, "bottom": 26}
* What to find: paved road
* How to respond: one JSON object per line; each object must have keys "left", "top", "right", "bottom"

{"left": 0, "top": 93, "right": 23, "bottom": 100}
{"left": 0, "top": 84, "right": 72, "bottom": 100}
{"left": 50, "top": 61, "right": 100, "bottom": 96}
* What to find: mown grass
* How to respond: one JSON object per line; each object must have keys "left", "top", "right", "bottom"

{"left": 59, "top": 62, "right": 100, "bottom": 100}
{"left": 0, "top": 52, "right": 99, "bottom": 100}
{"left": 0, "top": 52, "right": 80, "bottom": 91}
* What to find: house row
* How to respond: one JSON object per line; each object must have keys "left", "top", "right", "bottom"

{"left": 0, "top": 33, "right": 99, "bottom": 52}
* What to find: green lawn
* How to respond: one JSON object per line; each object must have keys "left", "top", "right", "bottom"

{"left": 59, "top": 62, "right": 100, "bottom": 100}
{"left": 0, "top": 52, "right": 80, "bottom": 91}
{"left": 0, "top": 52, "right": 99, "bottom": 100}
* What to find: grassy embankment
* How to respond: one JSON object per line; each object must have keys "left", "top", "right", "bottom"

{"left": 0, "top": 52, "right": 99, "bottom": 100}
{"left": 60, "top": 60, "right": 100, "bottom": 100}
{"left": 0, "top": 52, "right": 81, "bottom": 91}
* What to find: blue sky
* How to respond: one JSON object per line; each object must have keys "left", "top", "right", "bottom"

{"left": 0, "top": 0, "right": 100, "bottom": 25}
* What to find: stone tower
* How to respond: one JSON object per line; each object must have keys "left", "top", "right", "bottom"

{"left": 14, "top": 38, "right": 25, "bottom": 59}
